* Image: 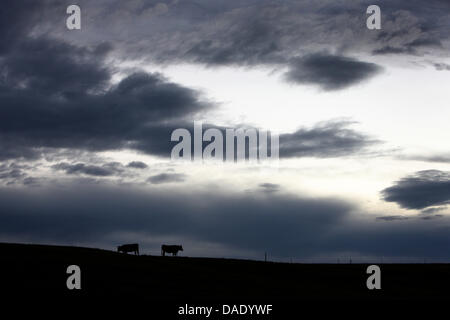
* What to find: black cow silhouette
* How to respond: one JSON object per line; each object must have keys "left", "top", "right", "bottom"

{"left": 161, "top": 244, "right": 183, "bottom": 256}
{"left": 117, "top": 243, "right": 139, "bottom": 255}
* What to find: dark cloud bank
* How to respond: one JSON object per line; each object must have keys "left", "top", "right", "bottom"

{"left": 284, "top": 54, "right": 382, "bottom": 91}
{"left": 147, "top": 173, "right": 187, "bottom": 184}
{"left": 279, "top": 121, "right": 378, "bottom": 158}
{"left": 0, "top": 183, "right": 449, "bottom": 261}
{"left": 52, "top": 162, "right": 125, "bottom": 177}
{"left": 127, "top": 161, "right": 148, "bottom": 169}
{"left": 259, "top": 183, "right": 280, "bottom": 194}
{"left": 15, "top": 0, "right": 450, "bottom": 95}
{"left": 381, "top": 170, "right": 450, "bottom": 210}
{"left": 48, "top": 0, "right": 449, "bottom": 89}
{"left": 0, "top": 38, "right": 208, "bottom": 160}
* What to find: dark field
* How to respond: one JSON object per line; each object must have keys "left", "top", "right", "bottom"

{"left": 1, "top": 242, "right": 449, "bottom": 314}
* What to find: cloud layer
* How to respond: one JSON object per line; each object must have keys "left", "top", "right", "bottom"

{"left": 0, "top": 35, "right": 209, "bottom": 160}
{"left": 48, "top": 1, "right": 450, "bottom": 71}
{"left": 381, "top": 170, "right": 450, "bottom": 210}
{"left": 147, "top": 173, "right": 187, "bottom": 184}
{"left": 279, "top": 121, "right": 378, "bottom": 158}
{"left": 284, "top": 54, "right": 382, "bottom": 90}
{"left": 0, "top": 183, "right": 449, "bottom": 260}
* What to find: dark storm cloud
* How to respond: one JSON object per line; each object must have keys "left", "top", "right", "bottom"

{"left": 372, "top": 46, "right": 414, "bottom": 55}
{"left": 433, "top": 63, "right": 450, "bottom": 71}
{"left": 0, "top": 183, "right": 449, "bottom": 260}
{"left": 0, "top": 139, "right": 43, "bottom": 161}
{"left": 0, "top": 162, "right": 37, "bottom": 185}
{"left": 372, "top": 36, "right": 443, "bottom": 56}
{"left": 0, "top": 1, "right": 211, "bottom": 160}
{"left": 420, "top": 214, "right": 443, "bottom": 220}
{"left": 259, "top": 183, "right": 280, "bottom": 193}
{"left": 3, "top": 38, "right": 112, "bottom": 95}
{"left": 0, "top": 34, "right": 209, "bottom": 160}
{"left": 22, "top": 177, "right": 42, "bottom": 186}
{"left": 127, "top": 161, "right": 148, "bottom": 169}
{"left": 421, "top": 207, "right": 446, "bottom": 215}
{"left": 0, "top": 185, "right": 351, "bottom": 255}
{"left": 0, "top": 168, "right": 26, "bottom": 180}
{"left": 375, "top": 213, "right": 448, "bottom": 222}
{"left": 47, "top": 0, "right": 449, "bottom": 73}
{"left": 52, "top": 162, "right": 124, "bottom": 177}
{"left": 368, "top": 1, "right": 449, "bottom": 55}
{"left": 279, "top": 121, "right": 378, "bottom": 158}
{"left": 147, "top": 173, "right": 187, "bottom": 184}
{"left": 0, "top": 0, "right": 43, "bottom": 54}
{"left": 376, "top": 215, "right": 409, "bottom": 221}
{"left": 407, "top": 38, "right": 443, "bottom": 48}
{"left": 284, "top": 54, "right": 382, "bottom": 90}
{"left": 158, "top": 120, "right": 379, "bottom": 160}
{"left": 3, "top": 0, "right": 447, "bottom": 90}
{"left": 381, "top": 170, "right": 450, "bottom": 210}
{"left": 184, "top": 19, "right": 284, "bottom": 66}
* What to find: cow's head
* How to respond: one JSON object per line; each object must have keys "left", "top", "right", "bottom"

{"left": 178, "top": 245, "right": 184, "bottom": 251}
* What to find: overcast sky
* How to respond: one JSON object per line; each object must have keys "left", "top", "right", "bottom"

{"left": 0, "top": 0, "right": 449, "bottom": 262}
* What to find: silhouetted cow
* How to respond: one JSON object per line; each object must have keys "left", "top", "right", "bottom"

{"left": 117, "top": 243, "right": 139, "bottom": 255}
{"left": 161, "top": 244, "right": 183, "bottom": 256}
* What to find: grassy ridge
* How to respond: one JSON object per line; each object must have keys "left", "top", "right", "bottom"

{"left": 1, "top": 242, "right": 449, "bottom": 302}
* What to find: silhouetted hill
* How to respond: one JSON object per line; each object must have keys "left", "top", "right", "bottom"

{"left": 1, "top": 242, "right": 449, "bottom": 313}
